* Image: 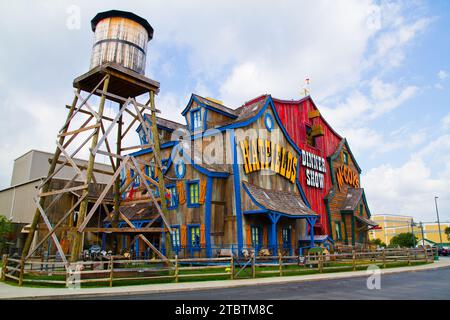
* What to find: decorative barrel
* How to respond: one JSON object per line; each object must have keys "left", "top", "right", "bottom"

{"left": 90, "top": 10, "right": 154, "bottom": 75}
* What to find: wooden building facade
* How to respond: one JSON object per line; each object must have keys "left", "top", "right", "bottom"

{"left": 105, "top": 93, "right": 377, "bottom": 258}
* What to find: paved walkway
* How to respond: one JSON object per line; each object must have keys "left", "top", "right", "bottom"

{"left": 1, "top": 258, "right": 449, "bottom": 300}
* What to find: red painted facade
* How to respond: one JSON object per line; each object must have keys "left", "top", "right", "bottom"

{"left": 273, "top": 97, "right": 342, "bottom": 236}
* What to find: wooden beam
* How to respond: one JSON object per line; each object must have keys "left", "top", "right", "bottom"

{"left": 84, "top": 227, "right": 164, "bottom": 233}
{"left": 96, "top": 89, "right": 161, "bottom": 113}
{"left": 77, "top": 156, "right": 130, "bottom": 232}
{"left": 58, "top": 123, "right": 100, "bottom": 137}
{"left": 53, "top": 159, "right": 114, "bottom": 176}
{"left": 65, "top": 105, "right": 122, "bottom": 123}
{"left": 39, "top": 184, "right": 88, "bottom": 197}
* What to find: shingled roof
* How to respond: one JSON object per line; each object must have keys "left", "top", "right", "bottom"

{"left": 141, "top": 114, "right": 186, "bottom": 131}
{"left": 355, "top": 215, "right": 378, "bottom": 227}
{"left": 104, "top": 202, "right": 158, "bottom": 222}
{"left": 242, "top": 181, "right": 316, "bottom": 217}
{"left": 193, "top": 94, "right": 238, "bottom": 117}
{"left": 341, "top": 188, "right": 363, "bottom": 211}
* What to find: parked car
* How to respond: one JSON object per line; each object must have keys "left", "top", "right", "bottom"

{"left": 438, "top": 247, "right": 449, "bottom": 256}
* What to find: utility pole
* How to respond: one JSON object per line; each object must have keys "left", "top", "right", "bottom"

{"left": 411, "top": 220, "right": 416, "bottom": 247}
{"left": 434, "top": 196, "right": 443, "bottom": 246}
{"left": 419, "top": 222, "right": 425, "bottom": 246}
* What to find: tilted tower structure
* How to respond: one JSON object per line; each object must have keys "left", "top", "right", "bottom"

{"left": 22, "top": 10, "right": 172, "bottom": 265}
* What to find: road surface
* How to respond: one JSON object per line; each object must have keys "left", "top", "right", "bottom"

{"left": 85, "top": 266, "right": 450, "bottom": 300}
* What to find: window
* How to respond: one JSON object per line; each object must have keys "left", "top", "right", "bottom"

{"left": 187, "top": 180, "right": 200, "bottom": 207}
{"left": 166, "top": 185, "right": 178, "bottom": 209}
{"left": 171, "top": 226, "right": 181, "bottom": 250}
{"left": 282, "top": 228, "right": 291, "bottom": 247}
{"left": 138, "top": 128, "right": 153, "bottom": 145}
{"left": 264, "top": 113, "right": 274, "bottom": 132}
{"left": 130, "top": 169, "right": 139, "bottom": 187}
{"left": 342, "top": 152, "right": 349, "bottom": 165}
{"left": 251, "top": 226, "right": 262, "bottom": 249}
{"left": 191, "top": 109, "right": 202, "bottom": 130}
{"left": 335, "top": 221, "right": 342, "bottom": 241}
{"left": 175, "top": 160, "right": 186, "bottom": 179}
{"left": 188, "top": 225, "right": 200, "bottom": 249}
{"left": 305, "top": 125, "right": 315, "bottom": 147}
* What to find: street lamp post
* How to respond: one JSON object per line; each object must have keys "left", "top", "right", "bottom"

{"left": 434, "top": 196, "right": 443, "bottom": 246}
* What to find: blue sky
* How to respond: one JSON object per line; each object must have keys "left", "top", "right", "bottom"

{"left": 0, "top": 0, "right": 449, "bottom": 222}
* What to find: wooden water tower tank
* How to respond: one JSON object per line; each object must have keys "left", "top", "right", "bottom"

{"left": 90, "top": 10, "right": 154, "bottom": 75}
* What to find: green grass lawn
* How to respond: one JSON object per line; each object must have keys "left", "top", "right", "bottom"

{"left": 1, "top": 260, "right": 430, "bottom": 289}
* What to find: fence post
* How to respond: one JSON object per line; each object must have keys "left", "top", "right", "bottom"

{"left": 407, "top": 248, "right": 411, "bottom": 266}
{"left": 278, "top": 251, "right": 282, "bottom": 277}
{"left": 18, "top": 258, "right": 25, "bottom": 286}
{"left": 251, "top": 252, "right": 256, "bottom": 278}
{"left": 423, "top": 246, "right": 428, "bottom": 263}
{"left": 352, "top": 250, "right": 356, "bottom": 271}
{"left": 230, "top": 255, "right": 234, "bottom": 280}
{"left": 109, "top": 256, "right": 114, "bottom": 287}
{"left": 319, "top": 253, "right": 323, "bottom": 273}
{"left": 175, "top": 255, "right": 179, "bottom": 283}
{"left": 382, "top": 250, "right": 386, "bottom": 268}
{"left": 1, "top": 254, "right": 7, "bottom": 281}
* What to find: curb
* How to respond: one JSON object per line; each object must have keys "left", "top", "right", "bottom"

{"left": 3, "top": 260, "right": 450, "bottom": 300}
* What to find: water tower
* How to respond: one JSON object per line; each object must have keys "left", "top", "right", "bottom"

{"left": 22, "top": 10, "right": 172, "bottom": 267}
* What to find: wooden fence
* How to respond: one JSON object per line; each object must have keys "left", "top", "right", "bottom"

{"left": 1, "top": 247, "right": 435, "bottom": 288}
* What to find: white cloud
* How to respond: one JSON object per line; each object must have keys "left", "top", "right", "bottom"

{"left": 442, "top": 113, "right": 450, "bottom": 128}
{"left": 438, "top": 70, "right": 449, "bottom": 80}
{"left": 362, "top": 151, "right": 450, "bottom": 221}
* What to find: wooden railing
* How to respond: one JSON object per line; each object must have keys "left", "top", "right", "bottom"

{"left": 0, "top": 247, "right": 435, "bottom": 287}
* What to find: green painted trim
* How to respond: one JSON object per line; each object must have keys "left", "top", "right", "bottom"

{"left": 328, "top": 138, "right": 362, "bottom": 174}
{"left": 324, "top": 198, "right": 333, "bottom": 241}
{"left": 327, "top": 157, "right": 336, "bottom": 186}
{"left": 334, "top": 220, "right": 343, "bottom": 241}
{"left": 361, "top": 189, "right": 372, "bottom": 217}
{"left": 341, "top": 213, "right": 349, "bottom": 245}
{"left": 351, "top": 215, "right": 356, "bottom": 246}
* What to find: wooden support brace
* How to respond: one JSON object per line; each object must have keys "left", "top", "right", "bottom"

{"left": 34, "top": 197, "right": 69, "bottom": 268}
{"left": 77, "top": 156, "right": 130, "bottom": 232}
{"left": 39, "top": 184, "right": 88, "bottom": 198}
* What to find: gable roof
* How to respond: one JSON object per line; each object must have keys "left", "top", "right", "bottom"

{"left": 181, "top": 94, "right": 238, "bottom": 118}
{"left": 136, "top": 114, "right": 186, "bottom": 133}
{"left": 341, "top": 188, "right": 363, "bottom": 211}
{"left": 242, "top": 181, "right": 316, "bottom": 217}
{"left": 329, "top": 138, "right": 362, "bottom": 173}
{"left": 271, "top": 95, "right": 343, "bottom": 141}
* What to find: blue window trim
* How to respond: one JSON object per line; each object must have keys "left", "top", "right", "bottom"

{"left": 130, "top": 169, "right": 140, "bottom": 187}
{"left": 264, "top": 113, "right": 274, "bottom": 132}
{"left": 282, "top": 228, "right": 291, "bottom": 246}
{"left": 250, "top": 225, "right": 263, "bottom": 249}
{"left": 175, "top": 159, "right": 186, "bottom": 179}
{"left": 181, "top": 95, "right": 238, "bottom": 119}
{"left": 170, "top": 225, "right": 181, "bottom": 252}
{"left": 166, "top": 184, "right": 178, "bottom": 210}
{"left": 187, "top": 224, "right": 201, "bottom": 251}
{"left": 186, "top": 180, "right": 200, "bottom": 208}
{"left": 190, "top": 108, "right": 202, "bottom": 131}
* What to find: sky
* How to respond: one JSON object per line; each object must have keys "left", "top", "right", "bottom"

{"left": 0, "top": 0, "right": 449, "bottom": 222}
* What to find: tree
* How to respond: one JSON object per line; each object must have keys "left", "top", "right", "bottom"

{"left": 369, "top": 238, "right": 386, "bottom": 248}
{"left": 389, "top": 232, "right": 417, "bottom": 248}
{"left": 445, "top": 227, "right": 450, "bottom": 241}
{"left": 0, "top": 215, "right": 13, "bottom": 254}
